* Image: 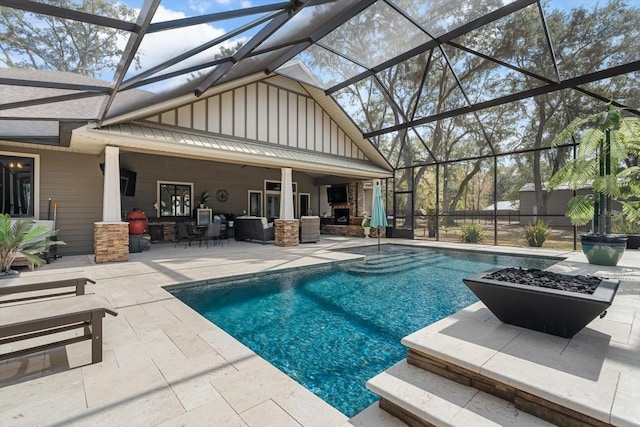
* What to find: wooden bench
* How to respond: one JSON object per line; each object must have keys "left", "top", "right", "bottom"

{"left": 0, "top": 277, "right": 96, "bottom": 304}
{"left": 0, "top": 278, "right": 117, "bottom": 364}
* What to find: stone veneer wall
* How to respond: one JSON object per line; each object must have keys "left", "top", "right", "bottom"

{"left": 147, "top": 221, "right": 176, "bottom": 241}
{"left": 330, "top": 182, "right": 363, "bottom": 224}
{"left": 355, "top": 182, "right": 365, "bottom": 216}
{"left": 94, "top": 222, "right": 129, "bottom": 263}
{"left": 322, "top": 224, "right": 386, "bottom": 238}
{"left": 274, "top": 219, "right": 299, "bottom": 247}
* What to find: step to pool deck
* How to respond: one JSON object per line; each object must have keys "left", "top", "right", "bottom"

{"left": 367, "top": 360, "right": 552, "bottom": 426}
{"left": 368, "top": 298, "right": 639, "bottom": 427}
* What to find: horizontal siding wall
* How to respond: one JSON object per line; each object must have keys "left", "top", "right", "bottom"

{"left": 149, "top": 81, "right": 367, "bottom": 161}
{"left": 0, "top": 146, "right": 104, "bottom": 255}
{"left": 118, "top": 152, "right": 317, "bottom": 222}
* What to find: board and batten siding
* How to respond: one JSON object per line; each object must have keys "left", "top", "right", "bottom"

{"left": 145, "top": 81, "right": 367, "bottom": 161}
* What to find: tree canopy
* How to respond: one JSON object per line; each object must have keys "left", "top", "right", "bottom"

{"left": 0, "top": 0, "right": 138, "bottom": 77}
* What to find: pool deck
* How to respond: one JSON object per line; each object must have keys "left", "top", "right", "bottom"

{"left": 0, "top": 237, "right": 638, "bottom": 426}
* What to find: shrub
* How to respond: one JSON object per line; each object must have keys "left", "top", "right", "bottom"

{"left": 523, "top": 220, "right": 551, "bottom": 247}
{"left": 612, "top": 220, "right": 640, "bottom": 234}
{"left": 460, "top": 223, "right": 484, "bottom": 243}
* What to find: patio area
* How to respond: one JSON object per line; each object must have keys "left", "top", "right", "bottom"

{"left": 0, "top": 237, "right": 638, "bottom": 426}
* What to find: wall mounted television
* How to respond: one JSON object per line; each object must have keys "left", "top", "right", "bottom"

{"left": 327, "top": 185, "right": 348, "bottom": 204}
{"left": 99, "top": 164, "right": 137, "bottom": 197}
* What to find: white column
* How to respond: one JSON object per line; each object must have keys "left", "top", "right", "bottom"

{"left": 102, "top": 146, "right": 122, "bottom": 222}
{"left": 279, "top": 167, "right": 294, "bottom": 219}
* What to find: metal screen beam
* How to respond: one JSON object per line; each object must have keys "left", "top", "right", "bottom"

{"left": 327, "top": 0, "right": 538, "bottom": 95}
{"left": 123, "top": 58, "right": 232, "bottom": 91}
{"left": 98, "top": 0, "right": 160, "bottom": 123}
{"left": 195, "top": 10, "right": 295, "bottom": 95}
{"left": 147, "top": 2, "right": 290, "bottom": 33}
{"left": 264, "top": 0, "right": 378, "bottom": 74}
{"left": 0, "top": 78, "right": 109, "bottom": 93}
{"left": 0, "top": 92, "right": 105, "bottom": 112}
{"left": 121, "top": 11, "right": 280, "bottom": 90}
{"left": 364, "top": 60, "right": 640, "bottom": 139}
{"left": 0, "top": 0, "right": 139, "bottom": 32}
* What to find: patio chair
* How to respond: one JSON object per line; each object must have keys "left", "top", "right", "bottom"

{"left": 175, "top": 222, "right": 193, "bottom": 248}
{"left": 205, "top": 222, "right": 223, "bottom": 248}
{"left": 300, "top": 216, "right": 320, "bottom": 243}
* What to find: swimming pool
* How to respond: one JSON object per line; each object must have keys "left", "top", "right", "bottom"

{"left": 169, "top": 245, "right": 558, "bottom": 417}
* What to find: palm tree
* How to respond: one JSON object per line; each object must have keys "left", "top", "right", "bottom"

{"left": 549, "top": 105, "right": 639, "bottom": 232}
{"left": 548, "top": 104, "right": 640, "bottom": 265}
{"left": 0, "top": 214, "right": 65, "bottom": 274}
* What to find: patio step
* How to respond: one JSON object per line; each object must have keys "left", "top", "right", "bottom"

{"left": 367, "top": 360, "right": 552, "bottom": 427}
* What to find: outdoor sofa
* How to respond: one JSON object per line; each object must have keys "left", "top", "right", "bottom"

{"left": 0, "top": 277, "right": 117, "bottom": 364}
{"left": 234, "top": 216, "right": 275, "bottom": 244}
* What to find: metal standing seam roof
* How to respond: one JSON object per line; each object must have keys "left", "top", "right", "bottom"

{"left": 83, "top": 121, "right": 393, "bottom": 178}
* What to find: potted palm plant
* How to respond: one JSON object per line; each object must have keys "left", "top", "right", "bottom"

{"left": 0, "top": 214, "right": 65, "bottom": 277}
{"left": 548, "top": 104, "right": 640, "bottom": 266}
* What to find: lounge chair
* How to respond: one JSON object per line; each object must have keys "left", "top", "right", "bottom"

{"left": 0, "top": 278, "right": 117, "bottom": 364}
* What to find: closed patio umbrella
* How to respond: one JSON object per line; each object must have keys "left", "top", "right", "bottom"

{"left": 370, "top": 183, "right": 388, "bottom": 250}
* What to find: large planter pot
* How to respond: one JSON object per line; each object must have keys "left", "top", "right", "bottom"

{"left": 463, "top": 267, "right": 620, "bottom": 338}
{"left": 625, "top": 234, "right": 640, "bottom": 250}
{"left": 581, "top": 233, "right": 627, "bottom": 266}
{"left": 0, "top": 269, "right": 20, "bottom": 279}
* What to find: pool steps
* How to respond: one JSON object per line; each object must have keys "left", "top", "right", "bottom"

{"left": 367, "top": 359, "right": 551, "bottom": 426}
{"left": 367, "top": 302, "right": 623, "bottom": 426}
{"left": 343, "top": 252, "right": 449, "bottom": 275}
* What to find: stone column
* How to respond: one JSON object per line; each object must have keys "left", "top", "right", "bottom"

{"left": 94, "top": 222, "right": 129, "bottom": 263}
{"left": 103, "top": 146, "right": 122, "bottom": 222}
{"left": 95, "top": 146, "right": 128, "bottom": 263}
{"left": 275, "top": 219, "right": 299, "bottom": 247}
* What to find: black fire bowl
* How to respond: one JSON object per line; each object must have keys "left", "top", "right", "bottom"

{"left": 463, "top": 267, "right": 620, "bottom": 338}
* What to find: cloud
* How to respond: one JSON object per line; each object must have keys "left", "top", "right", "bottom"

{"left": 137, "top": 5, "right": 226, "bottom": 70}
{"left": 125, "top": 5, "right": 247, "bottom": 93}
{"left": 241, "top": 1, "right": 252, "bottom": 7}
{"left": 188, "top": 0, "right": 213, "bottom": 14}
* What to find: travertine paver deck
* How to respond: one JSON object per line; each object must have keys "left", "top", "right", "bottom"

{"left": 0, "top": 237, "right": 637, "bottom": 426}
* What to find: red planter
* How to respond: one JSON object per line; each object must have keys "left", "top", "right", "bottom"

{"left": 126, "top": 210, "right": 147, "bottom": 235}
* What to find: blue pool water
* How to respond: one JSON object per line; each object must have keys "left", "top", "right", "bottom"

{"left": 169, "top": 245, "right": 558, "bottom": 417}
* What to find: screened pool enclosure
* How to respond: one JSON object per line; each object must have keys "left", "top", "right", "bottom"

{"left": 1, "top": 0, "right": 638, "bottom": 249}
